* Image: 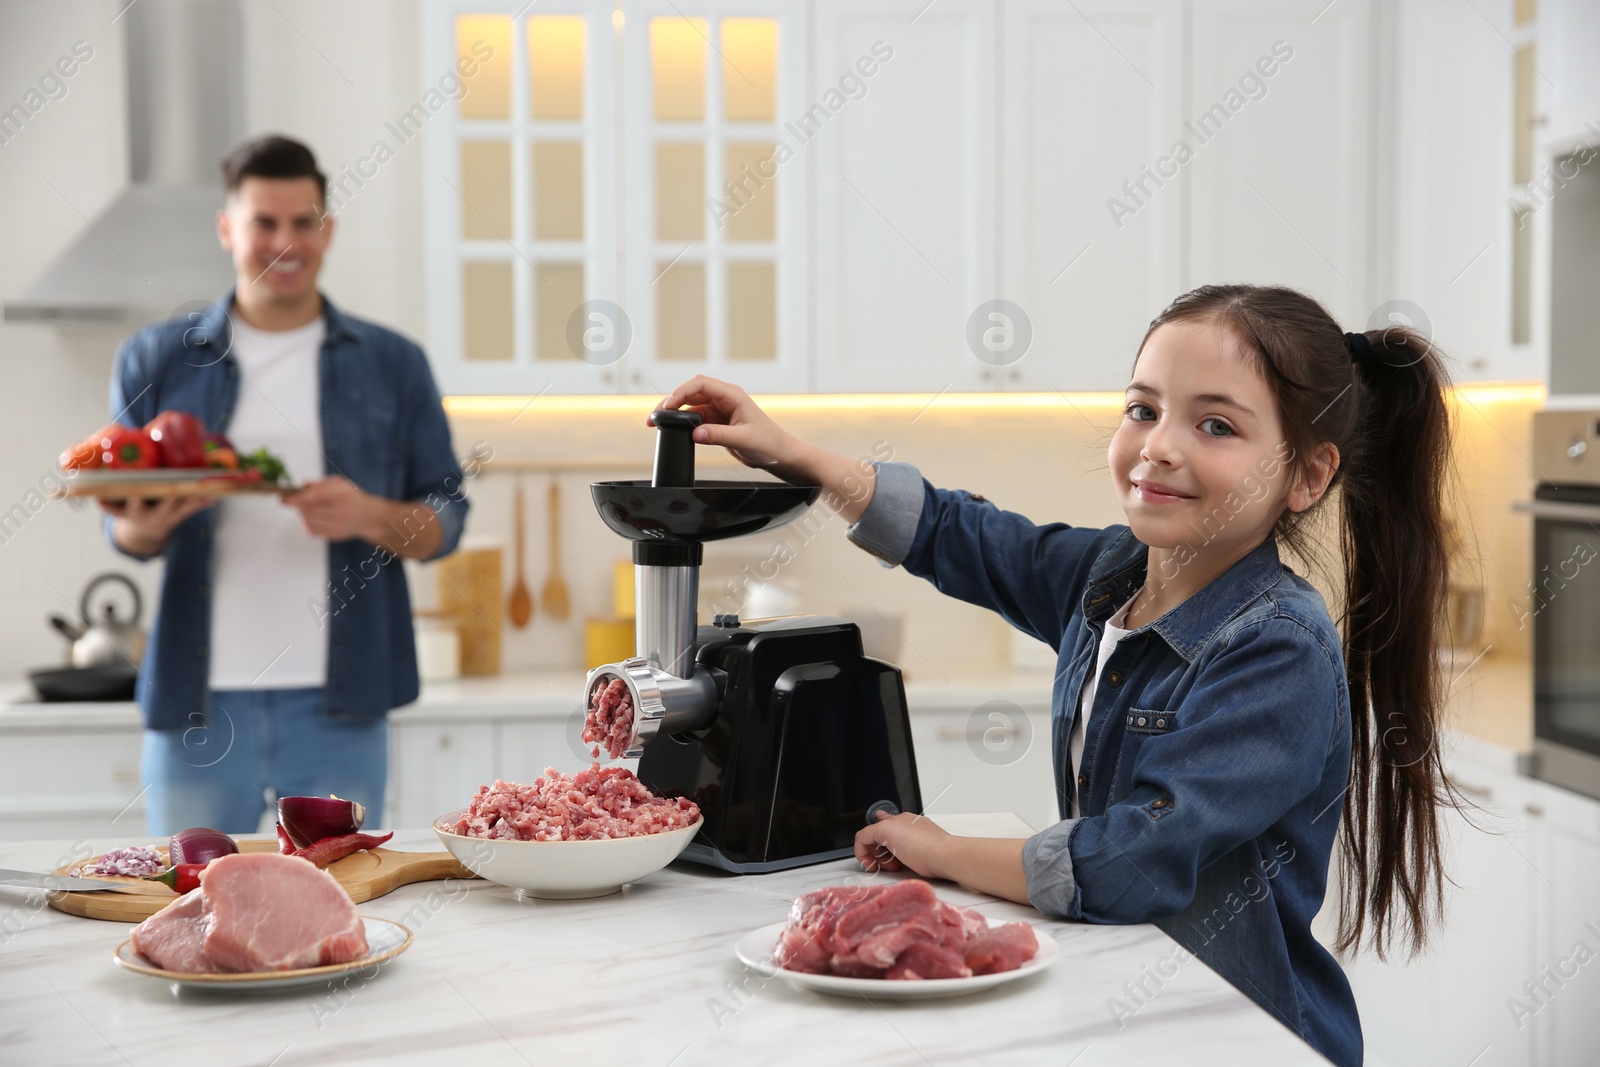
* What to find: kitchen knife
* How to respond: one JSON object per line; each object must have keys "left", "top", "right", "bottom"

{"left": 0, "top": 868, "right": 145, "bottom": 892}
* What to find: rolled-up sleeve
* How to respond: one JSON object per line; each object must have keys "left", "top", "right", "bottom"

{"left": 846, "top": 461, "right": 925, "bottom": 566}
{"left": 1023, "top": 819, "right": 1083, "bottom": 917}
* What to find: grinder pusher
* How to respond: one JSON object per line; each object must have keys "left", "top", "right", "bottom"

{"left": 583, "top": 411, "right": 922, "bottom": 873}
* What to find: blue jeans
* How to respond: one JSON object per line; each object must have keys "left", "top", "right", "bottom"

{"left": 141, "top": 688, "right": 388, "bottom": 836}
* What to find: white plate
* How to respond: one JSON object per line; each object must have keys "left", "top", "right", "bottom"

{"left": 734, "top": 919, "right": 1057, "bottom": 1000}
{"left": 113, "top": 916, "right": 412, "bottom": 991}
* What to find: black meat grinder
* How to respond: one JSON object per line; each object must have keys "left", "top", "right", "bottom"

{"left": 583, "top": 410, "right": 922, "bottom": 873}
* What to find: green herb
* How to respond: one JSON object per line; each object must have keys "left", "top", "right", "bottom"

{"left": 239, "top": 446, "right": 289, "bottom": 485}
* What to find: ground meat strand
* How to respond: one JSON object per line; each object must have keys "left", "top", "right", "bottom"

{"left": 453, "top": 764, "right": 701, "bottom": 841}
{"left": 583, "top": 677, "right": 635, "bottom": 761}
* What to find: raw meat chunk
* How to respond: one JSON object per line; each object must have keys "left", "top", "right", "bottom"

{"left": 773, "top": 878, "right": 1040, "bottom": 981}
{"left": 129, "top": 890, "right": 218, "bottom": 973}
{"left": 201, "top": 853, "right": 368, "bottom": 972}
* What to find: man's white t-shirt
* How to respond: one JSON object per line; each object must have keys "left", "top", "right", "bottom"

{"left": 208, "top": 315, "right": 329, "bottom": 689}
{"left": 1068, "top": 594, "right": 1137, "bottom": 818}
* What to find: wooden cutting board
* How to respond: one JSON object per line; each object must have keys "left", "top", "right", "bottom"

{"left": 47, "top": 839, "right": 476, "bottom": 922}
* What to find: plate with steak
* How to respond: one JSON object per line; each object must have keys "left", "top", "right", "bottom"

{"left": 113, "top": 853, "right": 413, "bottom": 990}
{"left": 735, "top": 879, "right": 1056, "bottom": 999}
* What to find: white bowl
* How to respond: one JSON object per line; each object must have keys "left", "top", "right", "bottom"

{"left": 432, "top": 809, "right": 703, "bottom": 899}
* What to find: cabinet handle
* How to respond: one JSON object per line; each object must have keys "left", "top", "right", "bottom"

{"left": 1524, "top": 803, "right": 1544, "bottom": 817}
{"left": 438, "top": 734, "right": 452, "bottom": 750}
{"left": 1454, "top": 782, "right": 1492, "bottom": 800}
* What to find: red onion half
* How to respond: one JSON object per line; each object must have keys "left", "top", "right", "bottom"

{"left": 278, "top": 795, "right": 365, "bottom": 849}
{"left": 169, "top": 827, "right": 239, "bottom": 866}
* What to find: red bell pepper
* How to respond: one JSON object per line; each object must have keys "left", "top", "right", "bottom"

{"left": 145, "top": 410, "right": 207, "bottom": 468}
{"left": 99, "top": 426, "right": 160, "bottom": 469}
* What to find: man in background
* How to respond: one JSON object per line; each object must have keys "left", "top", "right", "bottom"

{"left": 103, "top": 134, "right": 468, "bottom": 834}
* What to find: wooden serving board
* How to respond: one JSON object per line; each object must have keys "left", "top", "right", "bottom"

{"left": 54, "top": 475, "right": 293, "bottom": 499}
{"left": 47, "top": 839, "right": 476, "bottom": 922}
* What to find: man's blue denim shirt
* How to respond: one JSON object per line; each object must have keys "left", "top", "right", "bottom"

{"left": 103, "top": 293, "right": 468, "bottom": 732}
{"left": 849, "top": 461, "right": 1361, "bottom": 1067}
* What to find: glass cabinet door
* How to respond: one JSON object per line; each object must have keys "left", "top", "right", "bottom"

{"left": 426, "top": 0, "right": 804, "bottom": 396}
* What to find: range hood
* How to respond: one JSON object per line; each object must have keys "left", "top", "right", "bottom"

{"left": 4, "top": 0, "right": 243, "bottom": 325}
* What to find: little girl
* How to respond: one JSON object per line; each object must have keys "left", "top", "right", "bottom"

{"left": 658, "top": 284, "right": 1456, "bottom": 1067}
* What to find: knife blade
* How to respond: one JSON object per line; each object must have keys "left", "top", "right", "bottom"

{"left": 0, "top": 868, "right": 147, "bottom": 892}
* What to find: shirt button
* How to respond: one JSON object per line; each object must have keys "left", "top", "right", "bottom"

{"left": 1126, "top": 714, "right": 1133, "bottom": 726}
{"left": 1137, "top": 715, "right": 1147, "bottom": 726}
{"left": 1152, "top": 799, "right": 1169, "bottom": 809}
{"left": 1156, "top": 717, "right": 1166, "bottom": 728}
{"left": 1107, "top": 671, "right": 1122, "bottom": 686}
{"left": 1077, "top": 773, "right": 1087, "bottom": 789}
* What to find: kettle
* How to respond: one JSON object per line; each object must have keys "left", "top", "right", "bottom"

{"left": 50, "top": 573, "right": 147, "bottom": 670}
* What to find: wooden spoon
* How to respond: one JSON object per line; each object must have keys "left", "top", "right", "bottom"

{"left": 507, "top": 480, "right": 533, "bottom": 628}
{"left": 540, "top": 478, "right": 572, "bottom": 621}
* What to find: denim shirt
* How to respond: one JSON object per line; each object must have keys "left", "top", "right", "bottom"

{"left": 849, "top": 462, "right": 1361, "bottom": 1067}
{"left": 104, "top": 292, "right": 468, "bottom": 732}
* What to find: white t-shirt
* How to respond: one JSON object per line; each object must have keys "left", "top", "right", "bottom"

{"left": 1069, "top": 594, "right": 1137, "bottom": 817}
{"left": 208, "top": 314, "right": 329, "bottom": 689}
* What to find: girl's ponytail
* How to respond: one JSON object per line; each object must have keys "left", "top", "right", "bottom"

{"left": 1141, "top": 286, "right": 1457, "bottom": 959}
{"left": 1335, "top": 324, "right": 1454, "bottom": 960}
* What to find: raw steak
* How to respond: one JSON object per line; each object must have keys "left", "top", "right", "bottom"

{"left": 774, "top": 878, "right": 1040, "bottom": 981}
{"left": 129, "top": 890, "right": 219, "bottom": 973}
{"left": 201, "top": 853, "right": 368, "bottom": 972}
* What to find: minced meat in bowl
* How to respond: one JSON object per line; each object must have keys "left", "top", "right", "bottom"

{"left": 433, "top": 763, "right": 703, "bottom": 899}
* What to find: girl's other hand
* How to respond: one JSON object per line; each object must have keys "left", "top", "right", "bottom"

{"left": 655, "top": 375, "right": 799, "bottom": 476}
{"left": 854, "top": 810, "right": 950, "bottom": 878}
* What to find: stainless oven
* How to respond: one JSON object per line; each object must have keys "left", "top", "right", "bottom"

{"left": 1518, "top": 410, "right": 1600, "bottom": 799}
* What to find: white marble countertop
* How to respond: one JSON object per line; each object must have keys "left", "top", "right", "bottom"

{"left": 0, "top": 825, "right": 1328, "bottom": 1066}
{"left": 0, "top": 667, "right": 1060, "bottom": 729}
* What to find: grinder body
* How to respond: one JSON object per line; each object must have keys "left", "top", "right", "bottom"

{"left": 635, "top": 615, "right": 922, "bottom": 874}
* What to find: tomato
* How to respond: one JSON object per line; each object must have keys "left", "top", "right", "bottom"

{"left": 145, "top": 410, "right": 207, "bottom": 468}
{"left": 100, "top": 426, "right": 160, "bottom": 469}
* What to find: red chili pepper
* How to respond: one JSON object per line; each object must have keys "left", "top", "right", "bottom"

{"left": 99, "top": 426, "right": 160, "bottom": 469}
{"left": 276, "top": 822, "right": 297, "bottom": 855}
{"left": 289, "top": 830, "right": 394, "bottom": 868}
{"left": 144, "top": 862, "right": 206, "bottom": 894}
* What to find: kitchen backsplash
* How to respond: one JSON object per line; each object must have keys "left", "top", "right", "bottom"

{"left": 0, "top": 359, "right": 1541, "bottom": 686}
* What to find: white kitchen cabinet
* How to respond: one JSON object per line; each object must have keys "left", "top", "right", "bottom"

{"left": 1529, "top": 779, "right": 1600, "bottom": 1067}
{"left": 423, "top": 0, "right": 812, "bottom": 397}
{"left": 617, "top": 0, "right": 810, "bottom": 399}
{"left": 1000, "top": 0, "right": 1184, "bottom": 392}
{"left": 907, "top": 705, "right": 1056, "bottom": 833}
{"left": 1342, "top": 740, "right": 1538, "bottom": 1067}
{"left": 387, "top": 720, "right": 496, "bottom": 829}
{"left": 1536, "top": 0, "right": 1600, "bottom": 155}
{"left": 498, "top": 717, "right": 587, "bottom": 780}
{"left": 1392, "top": 0, "right": 1529, "bottom": 383}
{"left": 810, "top": 0, "right": 998, "bottom": 394}
{"left": 1187, "top": 0, "right": 1373, "bottom": 328}
{"left": 0, "top": 724, "right": 147, "bottom": 842}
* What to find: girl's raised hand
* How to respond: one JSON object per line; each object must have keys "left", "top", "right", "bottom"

{"left": 654, "top": 375, "right": 799, "bottom": 476}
